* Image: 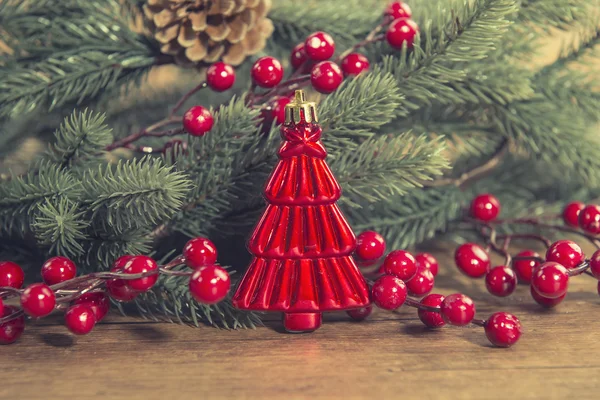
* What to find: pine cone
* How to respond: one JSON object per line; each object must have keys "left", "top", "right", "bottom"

{"left": 143, "top": 0, "right": 274, "bottom": 67}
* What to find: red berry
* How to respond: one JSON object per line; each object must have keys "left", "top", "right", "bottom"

{"left": 0, "top": 306, "right": 25, "bottom": 345}
{"left": 106, "top": 264, "right": 139, "bottom": 302}
{"left": 123, "top": 255, "right": 159, "bottom": 292}
{"left": 406, "top": 267, "right": 435, "bottom": 297}
{"left": 206, "top": 62, "right": 236, "bottom": 92}
{"left": 383, "top": 250, "right": 417, "bottom": 281}
{"left": 385, "top": 2, "right": 412, "bottom": 19}
{"left": 454, "top": 243, "right": 490, "bottom": 278}
{"left": 485, "top": 312, "right": 522, "bottom": 348}
{"left": 355, "top": 231, "right": 386, "bottom": 262}
{"left": 41, "top": 256, "right": 76, "bottom": 285}
{"left": 415, "top": 253, "right": 439, "bottom": 276}
{"left": 371, "top": 275, "right": 407, "bottom": 310}
{"left": 20, "top": 283, "right": 56, "bottom": 318}
{"left": 512, "top": 250, "right": 541, "bottom": 283}
{"left": 485, "top": 266, "right": 517, "bottom": 297}
{"left": 579, "top": 204, "right": 600, "bottom": 234}
{"left": 262, "top": 96, "right": 292, "bottom": 127}
{"left": 531, "top": 262, "right": 569, "bottom": 299}
{"left": 590, "top": 249, "right": 600, "bottom": 279}
{"left": 310, "top": 61, "right": 344, "bottom": 94}
{"left": 251, "top": 56, "right": 283, "bottom": 88}
{"left": 0, "top": 261, "right": 24, "bottom": 289}
{"left": 545, "top": 240, "right": 584, "bottom": 270}
{"left": 65, "top": 304, "right": 96, "bottom": 335}
{"left": 183, "top": 105, "right": 213, "bottom": 137}
{"left": 347, "top": 306, "right": 373, "bottom": 321}
{"left": 470, "top": 193, "right": 501, "bottom": 222}
{"left": 530, "top": 285, "right": 566, "bottom": 308}
{"left": 73, "top": 292, "right": 110, "bottom": 322}
{"left": 304, "top": 31, "right": 335, "bottom": 61}
{"left": 290, "top": 42, "right": 309, "bottom": 70}
{"left": 183, "top": 237, "right": 218, "bottom": 270}
{"left": 386, "top": 18, "right": 419, "bottom": 49}
{"left": 418, "top": 294, "right": 445, "bottom": 328}
{"left": 189, "top": 265, "right": 231, "bottom": 304}
{"left": 114, "top": 255, "right": 134, "bottom": 269}
{"left": 440, "top": 293, "right": 476, "bottom": 326}
{"left": 563, "top": 201, "right": 585, "bottom": 227}
{"left": 341, "top": 53, "right": 370, "bottom": 76}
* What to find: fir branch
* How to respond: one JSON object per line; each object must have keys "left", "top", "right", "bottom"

{"left": 518, "top": 0, "right": 594, "bottom": 30}
{"left": 83, "top": 226, "right": 152, "bottom": 268}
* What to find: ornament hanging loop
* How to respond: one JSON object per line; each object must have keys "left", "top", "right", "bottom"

{"left": 285, "top": 90, "right": 319, "bottom": 125}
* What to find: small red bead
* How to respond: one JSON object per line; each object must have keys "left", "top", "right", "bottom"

{"left": 304, "top": 31, "right": 335, "bottom": 61}
{"left": 21, "top": 283, "right": 56, "bottom": 318}
{"left": 470, "top": 193, "right": 501, "bottom": 222}
{"left": 189, "top": 265, "right": 231, "bottom": 304}
{"left": 251, "top": 56, "right": 284, "bottom": 88}
{"left": 262, "top": 96, "right": 292, "bottom": 127}
{"left": 590, "top": 249, "right": 600, "bottom": 279}
{"left": 123, "top": 255, "right": 159, "bottom": 292}
{"left": 386, "top": 18, "right": 419, "bottom": 49}
{"left": 341, "top": 53, "right": 370, "bottom": 76}
{"left": 65, "top": 304, "right": 96, "bottom": 335}
{"left": 73, "top": 292, "right": 110, "bottom": 322}
{"left": 183, "top": 237, "right": 218, "bottom": 270}
{"left": 385, "top": 1, "right": 412, "bottom": 19}
{"left": 454, "top": 243, "right": 490, "bottom": 278}
{"left": 290, "top": 42, "right": 309, "bottom": 70}
{"left": 0, "top": 306, "right": 25, "bottom": 345}
{"left": 418, "top": 294, "right": 445, "bottom": 328}
{"left": 415, "top": 253, "right": 439, "bottom": 276}
{"left": 206, "top": 62, "right": 236, "bottom": 92}
{"left": 0, "top": 261, "right": 24, "bottom": 289}
{"left": 579, "top": 204, "right": 600, "bottom": 234}
{"left": 485, "top": 312, "right": 522, "bottom": 348}
{"left": 310, "top": 61, "right": 344, "bottom": 94}
{"left": 355, "top": 231, "right": 386, "bottom": 262}
{"left": 512, "top": 250, "right": 541, "bottom": 283}
{"left": 545, "top": 240, "right": 584, "bottom": 270}
{"left": 563, "top": 201, "right": 585, "bottom": 227}
{"left": 530, "top": 285, "right": 566, "bottom": 308}
{"left": 440, "top": 294, "right": 475, "bottom": 326}
{"left": 106, "top": 264, "right": 139, "bottom": 302}
{"left": 406, "top": 267, "right": 435, "bottom": 297}
{"left": 347, "top": 306, "right": 373, "bottom": 321}
{"left": 531, "top": 262, "right": 569, "bottom": 299}
{"left": 485, "top": 266, "right": 517, "bottom": 297}
{"left": 41, "top": 256, "right": 77, "bottom": 285}
{"left": 183, "top": 106, "right": 213, "bottom": 137}
{"left": 371, "top": 275, "right": 407, "bottom": 310}
{"left": 383, "top": 250, "right": 417, "bottom": 281}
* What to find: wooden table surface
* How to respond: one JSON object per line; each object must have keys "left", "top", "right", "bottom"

{"left": 2, "top": 247, "right": 599, "bottom": 400}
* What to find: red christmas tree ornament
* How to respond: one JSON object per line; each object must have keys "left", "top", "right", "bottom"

{"left": 232, "top": 90, "right": 371, "bottom": 333}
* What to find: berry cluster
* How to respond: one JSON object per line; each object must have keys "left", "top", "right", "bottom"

{"left": 0, "top": 237, "right": 229, "bottom": 345}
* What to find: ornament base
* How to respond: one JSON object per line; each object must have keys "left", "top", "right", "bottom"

{"left": 283, "top": 312, "right": 322, "bottom": 333}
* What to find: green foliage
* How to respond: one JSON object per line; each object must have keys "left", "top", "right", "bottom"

{"left": 518, "top": 0, "right": 594, "bottom": 30}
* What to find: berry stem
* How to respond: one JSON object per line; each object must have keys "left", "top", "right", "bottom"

{"left": 105, "top": 116, "right": 181, "bottom": 151}
{"left": 170, "top": 82, "right": 208, "bottom": 117}
{"left": 404, "top": 297, "right": 440, "bottom": 313}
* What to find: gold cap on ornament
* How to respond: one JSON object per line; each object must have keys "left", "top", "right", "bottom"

{"left": 284, "top": 90, "right": 318, "bottom": 124}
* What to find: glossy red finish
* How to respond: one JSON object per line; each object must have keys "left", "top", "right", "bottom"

{"left": 123, "top": 255, "right": 158, "bottom": 292}
{"left": 74, "top": 292, "right": 110, "bottom": 322}
{"left": 485, "top": 312, "right": 522, "bottom": 348}
{"left": 563, "top": 201, "right": 585, "bottom": 227}
{"left": 386, "top": 18, "right": 419, "bottom": 49}
{"left": 470, "top": 193, "right": 501, "bottom": 222}
{"left": 21, "top": 283, "right": 56, "bottom": 318}
{"left": 415, "top": 253, "right": 439, "bottom": 276}
{"left": 372, "top": 275, "right": 407, "bottom": 310}
{"left": 590, "top": 249, "right": 600, "bottom": 279}
{"left": 184, "top": 237, "right": 218, "bottom": 270}
{"left": 440, "top": 293, "right": 475, "bottom": 326}
{"left": 261, "top": 96, "right": 292, "bottom": 127}
{"left": 545, "top": 240, "right": 584, "bottom": 270}
{"left": 0, "top": 306, "right": 25, "bottom": 345}
{"left": 0, "top": 261, "right": 25, "bottom": 289}
{"left": 189, "top": 265, "right": 231, "bottom": 304}
{"left": 341, "top": 53, "right": 370, "bottom": 76}
{"left": 485, "top": 266, "right": 517, "bottom": 297}
{"left": 113, "top": 255, "right": 134, "bottom": 269}
{"left": 385, "top": 1, "right": 412, "bottom": 19}
{"left": 530, "top": 285, "right": 566, "bottom": 308}
{"left": 531, "top": 262, "right": 569, "bottom": 299}
{"left": 304, "top": 31, "right": 335, "bottom": 61}
{"left": 454, "top": 243, "right": 490, "bottom": 278}
{"left": 290, "top": 42, "right": 308, "bottom": 70}
{"left": 206, "top": 62, "right": 235, "bottom": 92}
{"left": 383, "top": 250, "right": 417, "bottom": 281}
{"left": 579, "top": 204, "right": 600, "bottom": 234}
{"left": 512, "top": 250, "right": 541, "bottom": 283}
{"left": 251, "top": 56, "right": 284, "bottom": 88}
{"left": 41, "top": 256, "right": 77, "bottom": 285}
{"left": 65, "top": 304, "right": 96, "bottom": 335}
{"left": 347, "top": 305, "right": 373, "bottom": 321}
{"left": 418, "top": 294, "right": 445, "bottom": 328}
{"left": 355, "top": 231, "right": 386, "bottom": 262}
{"left": 311, "top": 61, "right": 344, "bottom": 94}
{"left": 183, "top": 105, "right": 213, "bottom": 137}
{"left": 283, "top": 313, "right": 322, "bottom": 332}
{"left": 406, "top": 267, "right": 435, "bottom": 297}
{"left": 106, "top": 265, "right": 139, "bottom": 302}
